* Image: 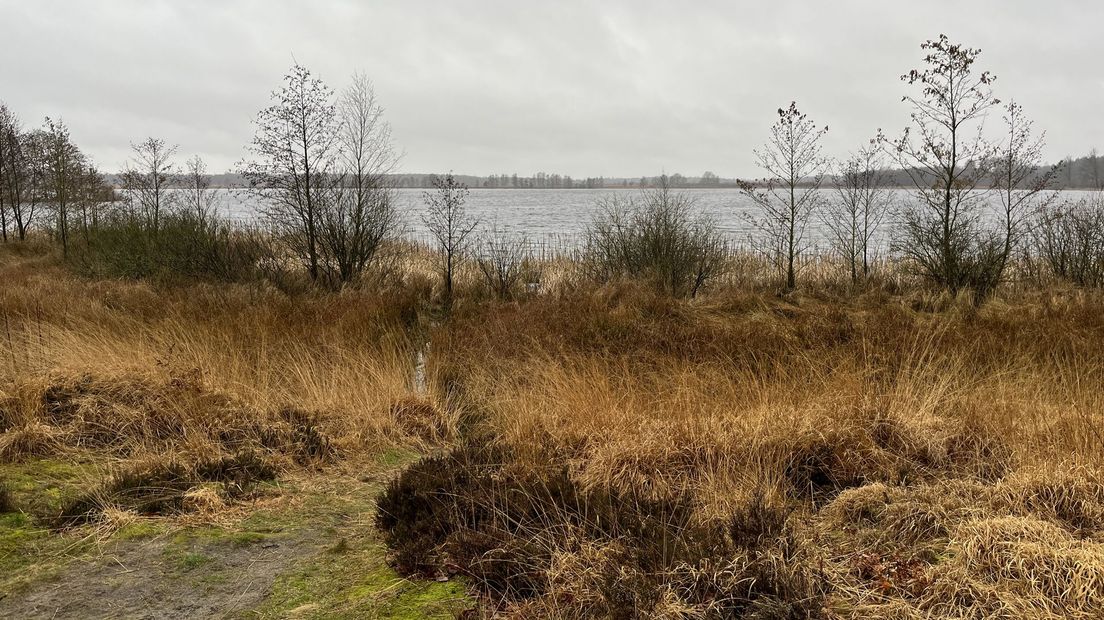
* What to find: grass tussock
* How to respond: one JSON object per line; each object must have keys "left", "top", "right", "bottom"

{"left": 55, "top": 451, "right": 278, "bottom": 528}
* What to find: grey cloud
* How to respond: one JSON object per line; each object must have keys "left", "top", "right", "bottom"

{"left": 1, "top": 0, "right": 1100, "bottom": 177}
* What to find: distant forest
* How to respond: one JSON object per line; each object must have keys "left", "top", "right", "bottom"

{"left": 187, "top": 152, "right": 1104, "bottom": 190}
{"left": 403, "top": 152, "right": 1103, "bottom": 190}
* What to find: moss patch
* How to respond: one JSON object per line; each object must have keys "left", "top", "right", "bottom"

{"left": 113, "top": 520, "right": 165, "bottom": 541}
{"left": 0, "top": 511, "right": 87, "bottom": 595}
{"left": 0, "top": 458, "right": 101, "bottom": 518}
{"left": 250, "top": 538, "right": 471, "bottom": 619}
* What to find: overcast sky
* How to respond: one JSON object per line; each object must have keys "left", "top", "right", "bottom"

{"left": 1, "top": 0, "right": 1101, "bottom": 178}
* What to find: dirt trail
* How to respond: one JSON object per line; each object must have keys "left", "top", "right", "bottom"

{"left": 3, "top": 531, "right": 325, "bottom": 619}
{"left": 0, "top": 463, "right": 471, "bottom": 619}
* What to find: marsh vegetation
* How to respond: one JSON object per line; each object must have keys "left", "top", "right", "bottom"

{"left": 0, "top": 34, "right": 1103, "bottom": 619}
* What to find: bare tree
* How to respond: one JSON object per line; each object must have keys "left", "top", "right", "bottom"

{"left": 885, "top": 35, "right": 1001, "bottom": 296}
{"left": 121, "top": 137, "right": 178, "bottom": 234}
{"left": 988, "top": 100, "right": 1060, "bottom": 287}
{"left": 41, "top": 118, "right": 85, "bottom": 257}
{"left": 0, "top": 103, "right": 14, "bottom": 242}
{"left": 319, "top": 72, "right": 402, "bottom": 285}
{"left": 423, "top": 173, "right": 477, "bottom": 302}
{"left": 20, "top": 130, "right": 48, "bottom": 240}
{"left": 181, "top": 155, "right": 219, "bottom": 221}
{"left": 0, "top": 104, "right": 39, "bottom": 241}
{"left": 241, "top": 64, "right": 340, "bottom": 282}
{"left": 825, "top": 139, "right": 893, "bottom": 284}
{"left": 73, "top": 162, "right": 113, "bottom": 243}
{"left": 738, "top": 102, "right": 829, "bottom": 291}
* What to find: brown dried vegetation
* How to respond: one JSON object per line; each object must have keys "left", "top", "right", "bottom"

{"left": 378, "top": 283, "right": 1104, "bottom": 617}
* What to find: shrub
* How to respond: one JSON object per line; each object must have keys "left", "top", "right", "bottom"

{"left": 69, "top": 210, "right": 267, "bottom": 283}
{"left": 376, "top": 440, "right": 829, "bottom": 615}
{"left": 584, "top": 180, "right": 727, "bottom": 298}
{"left": 474, "top": 225, "right": 530, "bottom": 300}
{"left": 375, "top": 442, "right": 490, "bottom": 575}
{"left": 275, "top": 407, "right": 336, "bottom": 464}
{"left": 56, "top": 451, "right": 277, "bottom": 528}
{"left": 1032, "top": 193, "right": 1104, "bottom": 287}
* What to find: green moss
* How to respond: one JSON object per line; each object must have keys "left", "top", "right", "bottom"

{"left": 250, "top": 538, "right": 472, "bottom": 619}
{"left": 0, "top": 512, "right": 32, "bottom": 529}
{"left": 236, "top": 465, "right": 473, "bottom": 618}
{"left": 179, "top": 552, "right": 212, "bottom": 571}
{"left": 0, "top": 458, "right": 101, "bottom": 518}
{"left": 0, "top": 509, "right": 87, "bottom": 595}
{"left": 114, "top": 520, "right": 165, "bottom": 541}
{"left": 376, "top": 447, "right": 421, "bottom": 469}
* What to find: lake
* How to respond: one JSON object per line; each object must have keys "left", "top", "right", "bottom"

{"left": 213, "top": 187, "right": 1094, "bottom": 251}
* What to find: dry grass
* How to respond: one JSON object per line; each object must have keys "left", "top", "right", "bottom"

{"left": 0, "top": 244, "right": 454, "bottom": 530}
{"left": 6, "top": 239, "right": 1104, "bottom": 616}
{"left": 412, "top": 283, "right": 1104, "bottom": 617}
{"left": 0, "top": 249, "right": 450, "bottom": 450}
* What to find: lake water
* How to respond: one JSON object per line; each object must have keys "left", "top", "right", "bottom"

{"left": 214, "top": 187, "right": 1095, "bottom": 251}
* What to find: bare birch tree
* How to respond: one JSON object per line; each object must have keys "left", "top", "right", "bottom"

{"left": 988, "top": 100, "right": 1060, "bottom": 288}
{"left": 241, "top": 64, "right": 340, "bottom": 282}
{"left": 121, "top": 137, "right": 178, "bottom": 234}
{"left": 738, "top": 102, "right": 829, "bottom": 291}
{"left": 41, "top": 118, "right": 84, "bottom": 257}
{"left": 0, "top": 104, "right": 39, "bottom": 241}
{"left": 423, "top": 173, "right": 477, "bottom": 303}
{"left": 181, "top": 155, "right": 219, "bottom": 221}
{"left": 825, "top": 139, "right": 893, "bottom": 283}
{"left": 886, "top": 35, "right": 1002, "bottom": 296}
{"left": 0, "top": 103, "right": 14, "bottom": 242}
{"left": 320, "top": 72, "right": 402, "bottom": 285}
{"left": 20, "top": 130, "right": 48, "bottom": 240}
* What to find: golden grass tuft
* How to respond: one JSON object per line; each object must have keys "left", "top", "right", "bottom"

{"left": 928, "top": 516, "right": 1104, "bottom": 619}
{"left": 388, "top": 396, "right": 452, "bottom": 445}
{"left": 182, "top": 484, "right": 229, "bottom": 513}
{"left": 0, "top": 421, "right": 65, "bottom": 461}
